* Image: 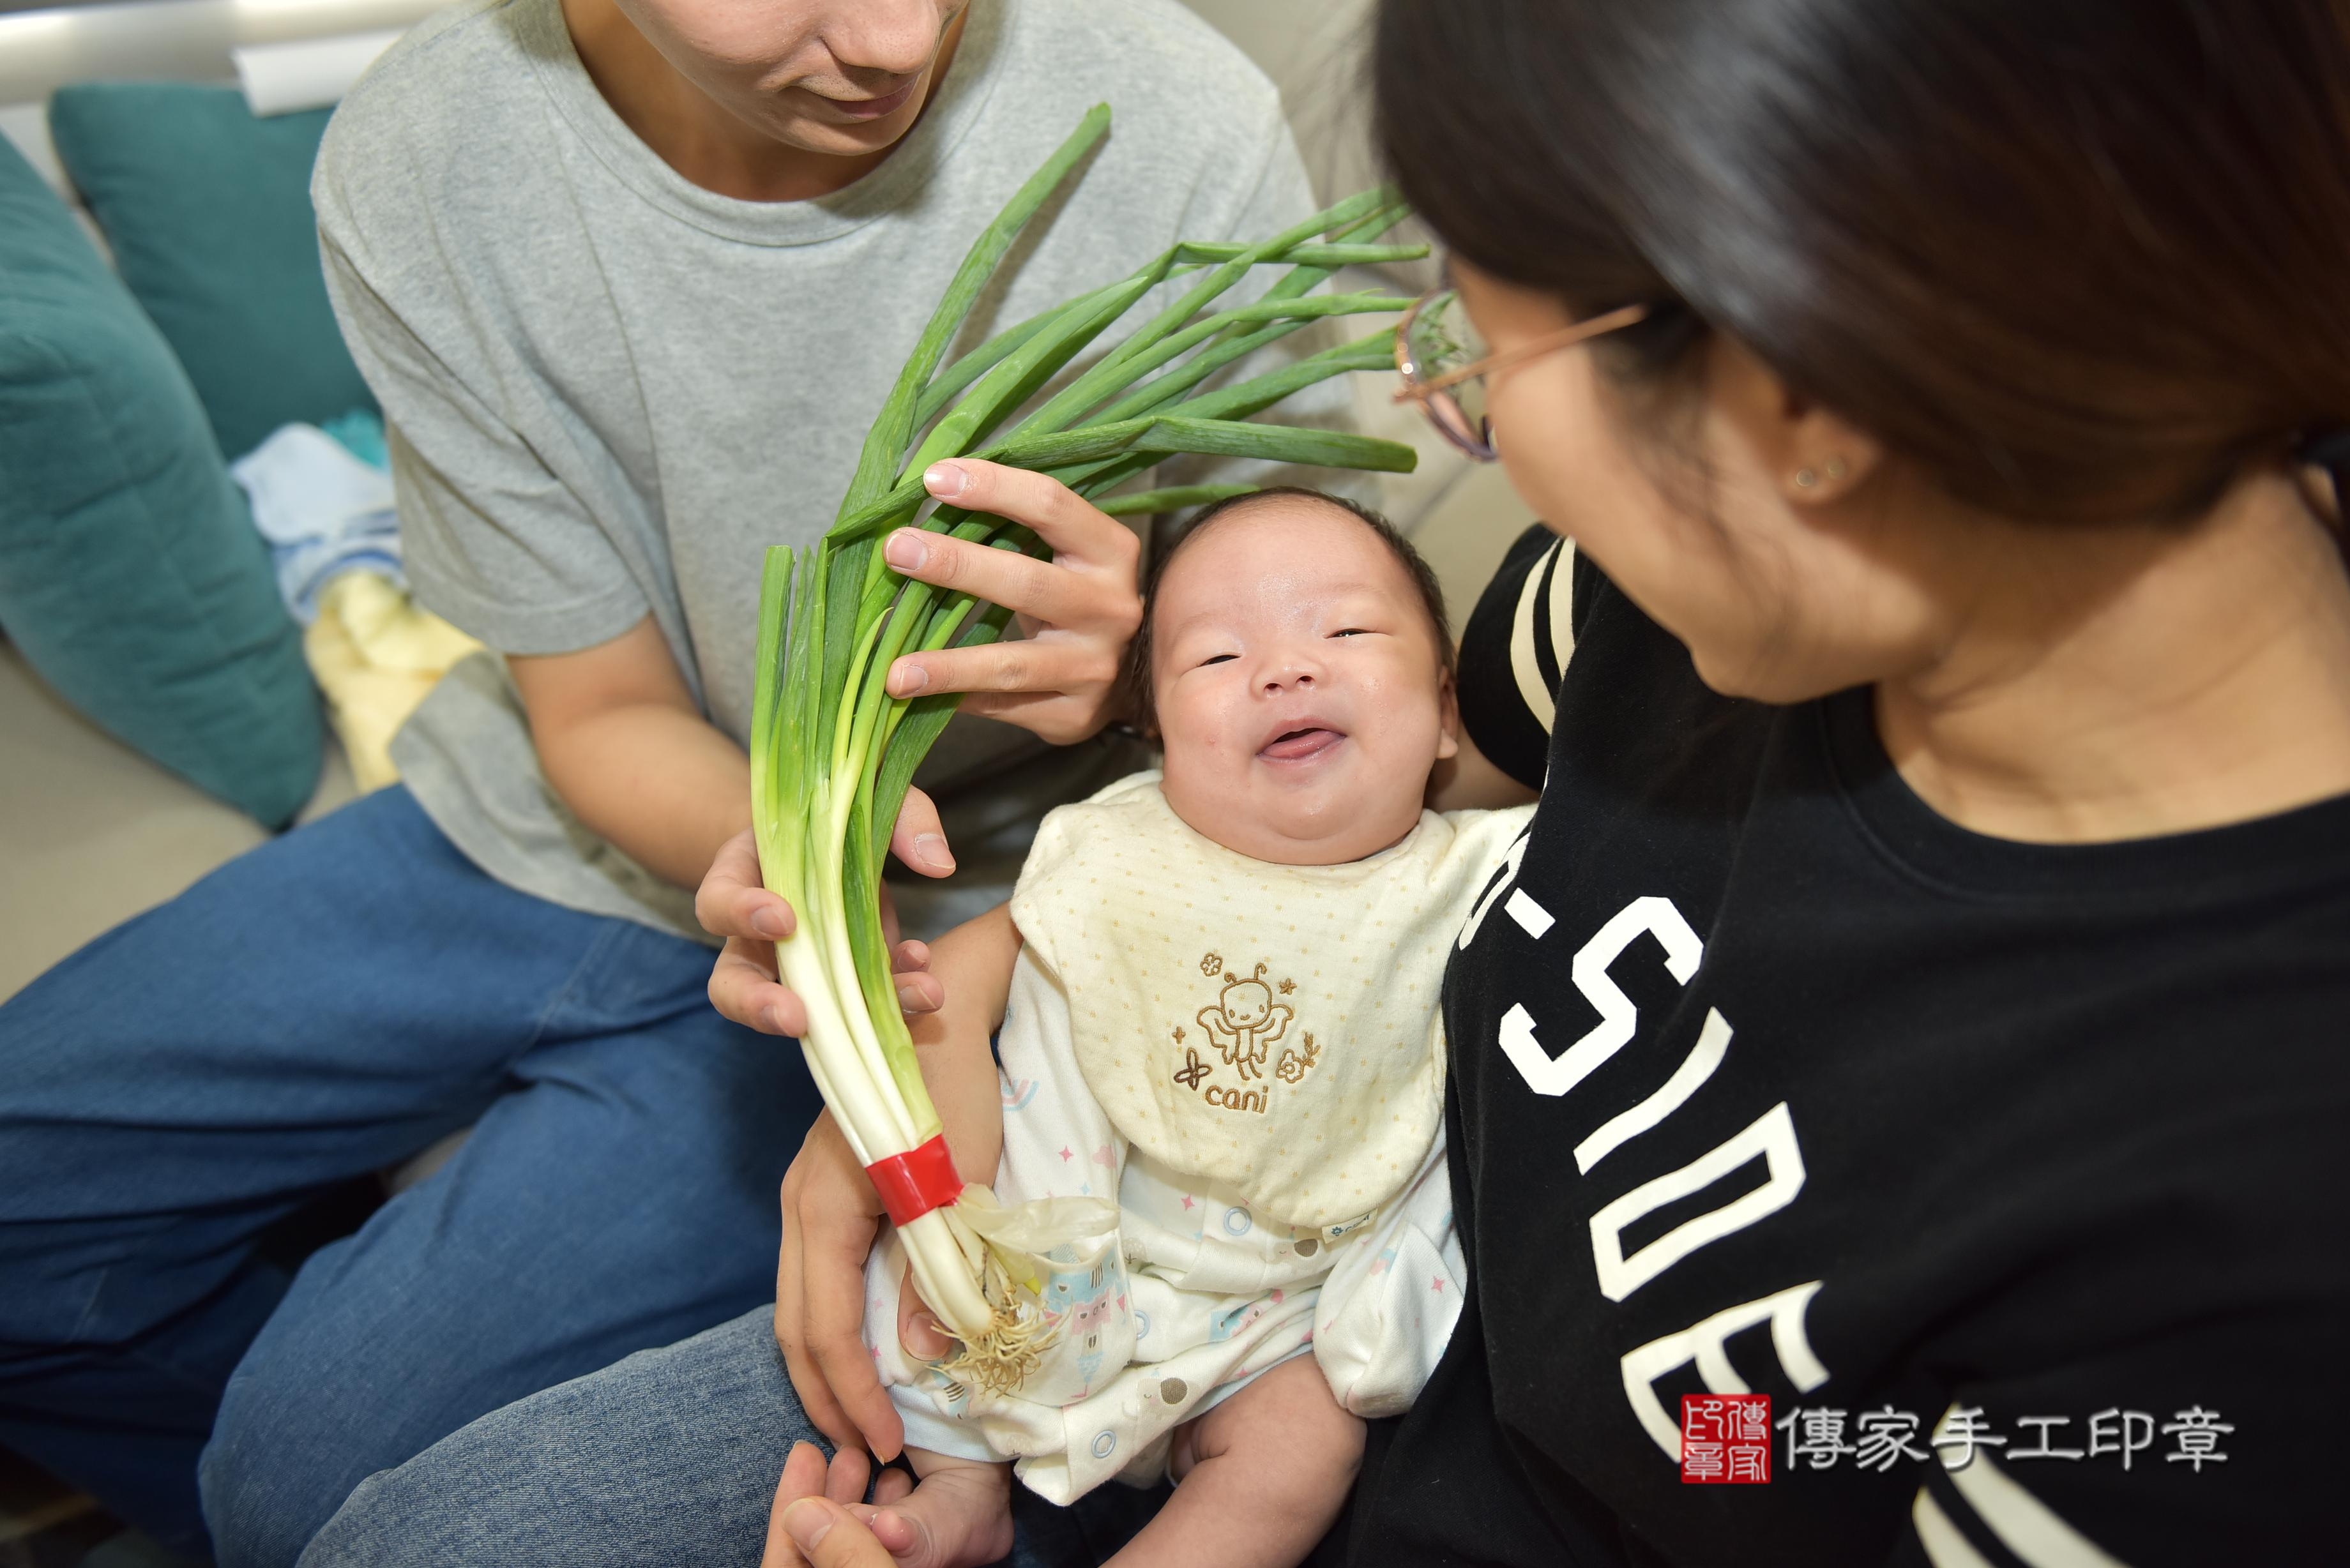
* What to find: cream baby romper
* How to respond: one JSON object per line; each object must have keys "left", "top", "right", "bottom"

{"left": 867, "top": 772, "right": 1534, "bottom": 1502}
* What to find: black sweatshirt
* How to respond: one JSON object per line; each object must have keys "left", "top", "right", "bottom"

{"left": 1326, "top": 528, "right": 2349, "bottom": 1567}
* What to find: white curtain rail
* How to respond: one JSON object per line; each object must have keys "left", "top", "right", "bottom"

{"left": 0, "top": 0, "right": 438, "bottom": 107}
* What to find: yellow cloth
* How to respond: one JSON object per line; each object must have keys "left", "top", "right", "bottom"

{"left": 1009, "top": 771, "right": 1533, "bottom": 1230}
{"left": 302, "top": 572, "right": 482, "bottom": 793}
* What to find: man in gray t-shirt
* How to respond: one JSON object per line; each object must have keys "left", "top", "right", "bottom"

{"left": 0, "top": 1, "right": 1340, "bottom": 1559}
{"left": 314, "top": 0, "right": 1334, "bottom": 945}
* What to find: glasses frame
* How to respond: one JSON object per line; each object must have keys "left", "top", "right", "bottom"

{"left": 1393, "top": 292, "right": 1651, "bottom": 462}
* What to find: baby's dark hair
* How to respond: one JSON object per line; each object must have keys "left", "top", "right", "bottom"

{"left": 1118, "top": 486, "right": 1453, "bottom": 735}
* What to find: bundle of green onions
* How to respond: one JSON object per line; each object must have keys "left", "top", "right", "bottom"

{"left": 748, "top": 103, "right": 1423, "bottom": 1390}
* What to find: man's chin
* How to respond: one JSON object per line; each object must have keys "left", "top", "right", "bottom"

{"left": 766, "top": 105, "right": 925, "bottom": 159}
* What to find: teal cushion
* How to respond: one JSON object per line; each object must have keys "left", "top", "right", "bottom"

{"left": 49, "top": 83, "right": 375, "bottom": 464}
{"left": 0, "top": 133, "right": 322, "bottom": 826}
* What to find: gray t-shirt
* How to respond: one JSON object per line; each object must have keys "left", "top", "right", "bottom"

{"left": 314, "top": 0, "right": 1334, "bottom": 941}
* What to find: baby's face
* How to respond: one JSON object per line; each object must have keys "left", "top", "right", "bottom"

{"left": 1151, "top": 499, "right": 1457, "bottom": 866}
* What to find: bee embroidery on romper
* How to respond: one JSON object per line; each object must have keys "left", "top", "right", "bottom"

{"left": 1195, "top": 960, "right": 1294, "bottom": 1083}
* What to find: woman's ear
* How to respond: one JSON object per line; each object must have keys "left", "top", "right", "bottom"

{"left": 1711, "top": 337, "right": 1885, "bottom": 506}
{"left": 1780, "top": 403, "right": 1885, "bottom": 506}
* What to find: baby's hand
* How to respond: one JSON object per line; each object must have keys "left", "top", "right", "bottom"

{"left": 767, "top": 1442, "right": 1013, "bottom": 1568}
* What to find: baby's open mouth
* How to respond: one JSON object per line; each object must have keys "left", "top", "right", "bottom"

{"left": 1259, "top": 727, "right": 1346, "bottom": 763}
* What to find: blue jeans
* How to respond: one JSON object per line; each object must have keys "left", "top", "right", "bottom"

{"left": 0, "top": 787, "right": 822, "bottom": 1566}
{"left": 296, "top": 1307, "right": 1165, "bottom": 1567}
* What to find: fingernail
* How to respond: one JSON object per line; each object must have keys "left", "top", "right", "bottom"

{"left": 923, "top": 461, "right": 967, "bottom": 499}
{"left": 895, "top": 978, "right": 926, "bottom": 1009}
{"left": 884, "top": 529, "right": 928, "bottom": 571}
{"left": 911, "top": 833, "right": 953, "bottom": 871}
{"left": 782, "top": 1498, "right": 833, "bottom": 1551}
{"left": 889, "top": 659, "right": 928, "bottom": 697}
{"left": 752, "top": 907, "right": 787, "bottom": 940}
{"left": 908, "top": 1311, "right": 948, "bottom": 1355}
{"left": 764, "top": 1002, "right": 796, "bottom": 1036}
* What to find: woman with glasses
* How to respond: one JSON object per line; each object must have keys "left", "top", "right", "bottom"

{"left": 295, "top": 1, "right": 2348, "bottom": 1564}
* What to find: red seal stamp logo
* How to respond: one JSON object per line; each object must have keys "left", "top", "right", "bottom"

{"left": 1682, "top": 1393, "right": 1772, "bottom": 1484}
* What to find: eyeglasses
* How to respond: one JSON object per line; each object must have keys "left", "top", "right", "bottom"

{"left": 1393, "top": 289, "right": 1651, "bottom": 462}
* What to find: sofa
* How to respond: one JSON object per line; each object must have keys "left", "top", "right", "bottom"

{"left": 0, "top": 0, "right": 1534, "bottom": 1009}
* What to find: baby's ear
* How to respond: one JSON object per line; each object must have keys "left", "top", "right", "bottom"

{"left": 1435, "top": 669, "right": 1461, "bottom": 762}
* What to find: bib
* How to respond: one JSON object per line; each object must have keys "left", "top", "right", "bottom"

{"left": 1009, "top": 772, "right": 1532, "bottom": 1228}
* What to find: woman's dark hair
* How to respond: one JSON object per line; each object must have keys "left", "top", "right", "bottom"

{"left": 1119, "top": 487, "right": 1452, "bottom": 734}
{"left": 1374, "top": 0, "right": 2350, "bottom": 524}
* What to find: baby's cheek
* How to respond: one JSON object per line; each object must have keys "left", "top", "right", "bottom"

{"left": 1158, "top": 730, "right": 1248, "bottom": 836}
{"left": 1367, "top": 672, "right": 1442, "bottom": 747}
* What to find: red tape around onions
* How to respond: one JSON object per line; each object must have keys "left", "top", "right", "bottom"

{"left": 866, "top": 1135, "right": 963, "bottom": 1227}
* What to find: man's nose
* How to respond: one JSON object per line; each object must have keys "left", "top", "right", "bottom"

{"left": 824, "top": 0, "right": 945, "bottom": 79}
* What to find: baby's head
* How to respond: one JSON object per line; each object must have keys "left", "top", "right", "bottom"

{"left": 1125, "top": 488, "right": 1457, "bottom": 866}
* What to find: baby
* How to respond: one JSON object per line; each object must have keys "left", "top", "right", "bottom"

{"left": 863, "top": 488, "right": 1531, "bottom": 1567}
